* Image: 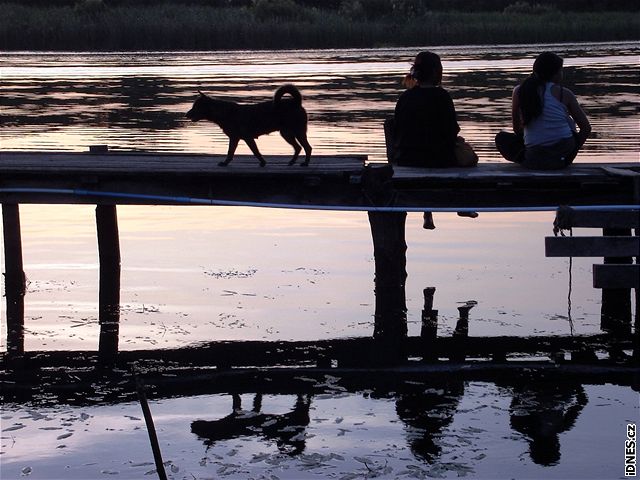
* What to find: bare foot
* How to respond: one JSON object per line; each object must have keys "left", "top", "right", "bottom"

{"left": 423, "top": 212, "right": 436, "bottom": 230}
{"left": 457, "top": 211, "right": 479, "bottom": 218}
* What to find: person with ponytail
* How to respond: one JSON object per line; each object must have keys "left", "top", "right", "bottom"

{"left": 495, "top": 52, "right": 591, "bottom": 169}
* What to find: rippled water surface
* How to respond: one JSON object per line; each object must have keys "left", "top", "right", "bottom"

{"left": 1, "top": 42, "right": 639, "bottom": 480}
{"left": 1, "top": 42, "right": 639, "bottom": 351}
{"left": 1, "top": 42, "right": 639, "bottom": 162}
{"left": 1, "top": 381, "right": 638, "bottom": 480}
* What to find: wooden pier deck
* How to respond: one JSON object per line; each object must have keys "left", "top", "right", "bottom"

{"left": 0, "top": 151, "right": 638, "bottom": 208}
{"left": 1, "top": 150, "right": 638, "bottom": 372}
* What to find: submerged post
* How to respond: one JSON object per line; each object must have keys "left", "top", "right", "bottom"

{"left": 635, "top": 219, "right": 640, "bottom": 364}
{"left": 363, "top": 164, "right": 407, "bottom": 364}
{"left": 420, "top": 287, "right": 438, "bottom": 362}
{"left": 451, "top": 303, "right": 475, "bottom": 362}
{"left": 136, "top": 377, "right": 168, "bottom": 480}
{"left": 2, "top": 204, "right": 26, "bottom": 361}
{"left": 96, "top": 204, "right": 121, "bottom": 366}
{"left": 368, "top": 210, "right": 408, "bottom": 364}
{"left": 600, "top": 227, "right": 632, "bottom": 335}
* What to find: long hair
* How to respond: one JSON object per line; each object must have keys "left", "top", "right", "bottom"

{"left": 518, "top": 52, "right": 564, "bottom": 125}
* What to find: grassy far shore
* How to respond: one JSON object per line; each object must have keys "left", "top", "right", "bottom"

{"left": 0, "top": 1, "right": 639, "bottom": 51}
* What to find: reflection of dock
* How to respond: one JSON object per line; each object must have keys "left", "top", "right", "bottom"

{"left": 1, "top": 150, "right": 638, "bottom": 368}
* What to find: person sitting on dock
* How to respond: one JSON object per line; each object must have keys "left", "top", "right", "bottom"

{"left": 495, "top": 52, "right": 591, "bottom": 170}
{"left": 385, "top": 51, "right": 478, "bottom": 229}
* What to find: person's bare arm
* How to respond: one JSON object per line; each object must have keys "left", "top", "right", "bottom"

{"left": 511, "top": 86, "right": 523, "bottom": 135}
{"left": 565, "top": 88, "right": 591, "bottom": 146}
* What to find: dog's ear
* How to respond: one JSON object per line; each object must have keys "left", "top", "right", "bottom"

{"left": 198, "top": 90, "right": 206, "bottom": 97}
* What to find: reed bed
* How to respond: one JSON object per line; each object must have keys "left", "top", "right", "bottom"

{"left": 0, "top": 2, "right": 638, "bottom": 51}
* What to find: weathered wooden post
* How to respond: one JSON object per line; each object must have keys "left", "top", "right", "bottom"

{"left": 450, "top": 303, "right": 475, "bottom": 362}
{"left": 600, "top": 227, "right": 632, "bottom": 335}
{"left": 632, "top": 176, "right": 639, "bottom": 363}
{"left": 2, "top": 204, "right": 26, "bottom": 362}
{"left": 420, "top": 287, "right": 438, "bottom": 362}
{"left": 96, "top": 204, "right": 121, "bottom": 366}
{"left": 136, "top": 377, "right": 168, "bottom": 480}
{"left": 368, "top": 210, "right": 408, "bottom": 364}
{"left": 635, "top": 229, "right": 640, "bottom": 364}
{"left": 363, "top": 164, "right": 408, "bottom": 365}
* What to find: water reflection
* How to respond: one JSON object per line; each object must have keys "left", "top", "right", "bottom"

{"left": 395, "top": 381, "right": 465, "bottom": 463}
{"left": 1, "top": 43, "right": 638, "bottom": 161}
{"left": 2, "top": 367, "right": 636, "bottom": 479}
{"left": 179, "top": 378, "right": 597, "bottom": 470}
{"left": 500, "top": 380, "right": 588, "bottom": 466}
{"left": 191, "top": 393, "right": 312, "bottom": 456}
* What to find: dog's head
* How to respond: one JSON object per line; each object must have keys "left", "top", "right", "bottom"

{"left": 185, "top": 91, "right": 209, "bottom": 121}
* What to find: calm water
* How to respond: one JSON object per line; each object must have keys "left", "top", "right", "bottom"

{"left": 1, "top": 382, "right": 637, "bottom": 479}
{"left": 1, "top": 42, "right": 639, "bottom": 479}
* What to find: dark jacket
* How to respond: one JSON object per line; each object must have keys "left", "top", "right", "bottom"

{"left": 392, "top": 86, "right": 460, "bottom": 167}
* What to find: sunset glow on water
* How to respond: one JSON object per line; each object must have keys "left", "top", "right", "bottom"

{"left": 1, "top": 42, "right": 638, "bottom": 479}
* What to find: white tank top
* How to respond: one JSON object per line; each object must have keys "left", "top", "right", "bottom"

{"left": 524, "top": 83, "right": 575, "bottom": 147}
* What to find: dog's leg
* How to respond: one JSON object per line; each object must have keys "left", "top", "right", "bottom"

{"left": 244, "top": 138, "right": 266, "bottom": 167}
{"left": 297, "top": 134, "right": 313, "bottom": 167}
{"left": 219, "top": 137, "right": 239, "bottom": 167}
{"left": 280, "top": 131, "right": 302, "bottom": 166}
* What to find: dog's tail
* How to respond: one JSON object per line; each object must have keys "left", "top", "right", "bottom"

{"left": 274, "top": 84, "right": 302, "bottom": 106}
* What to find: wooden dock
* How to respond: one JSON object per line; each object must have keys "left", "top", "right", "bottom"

{"left": 0, "top": 150, "right": 638, "bottom": 208}
{"left": 1, "top": 150, "right": 638, "bottom": 371}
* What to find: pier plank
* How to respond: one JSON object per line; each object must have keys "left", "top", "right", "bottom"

{"left": 0, "top": 151, "right": 366, "bottom": 175}
{"left": 545, "top": 236, "right": 640, "bottom": 257}
{"left": 593, "top": 264, "right": 640, "bottom": 289}
{"left": 553, "top": 210, "right": 640, "bottom": 229}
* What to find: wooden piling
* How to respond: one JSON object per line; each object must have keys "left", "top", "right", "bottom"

{"left": 96, "top": 204, "right": 121, "bottom": 366}
{"left": 420, "top": 288, "right": 438, "bottom": 362}
{"left": 368, "top": 210, "right": 408, "bottom": 364}
{"left": 451, "top": 303, "right": 474, "bottom": 362}
{"left": 635, "top": 219, "right": 639, "bottom": 364}
{"left": 2, "top": 204, "right": 26, "bottom": 361}
{"left": 136, "top": 377, "right": 168, "bottom": 480}
{"left": 600, "top": 227, "right": 632, "bottom": 335}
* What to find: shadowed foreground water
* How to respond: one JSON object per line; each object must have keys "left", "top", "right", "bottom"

{"left": 1, "top": 379, "right": 637, "bottom": 479}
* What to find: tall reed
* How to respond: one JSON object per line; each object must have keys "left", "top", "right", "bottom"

{"left": 0, "top": 3, "right": 637, "bottom": 51}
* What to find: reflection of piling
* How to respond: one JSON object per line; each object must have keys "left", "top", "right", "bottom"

{"left": 450, "top": 303, "right": 475, "bottom": 362}
{"left": 2, "top": 204, "right": 26, "bottom": 363}
{"left": 420, "top": 287, "right": 438, "bottom": 362}
{"left": 96, "top": 204, "right": 121, "bottom": 366}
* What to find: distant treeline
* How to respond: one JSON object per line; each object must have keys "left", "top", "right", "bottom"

{"left": 1, "top": 0, "right": 638, "bottom": 51}
{"left": 8, "top": 0, "right": 640, "bottom": 11}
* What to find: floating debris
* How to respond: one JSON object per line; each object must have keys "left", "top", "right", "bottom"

{"left": 4, "top": 424, "right": 26, "bottom": 432}
{"left": 205, "top": 268, "right": 257, "bottom": 279}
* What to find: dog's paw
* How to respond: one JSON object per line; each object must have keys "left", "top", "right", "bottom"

{"left": 300, "top": 161, "right": 310, "bottom": 167}
{"left": 259, "top": 162, "right": 266, "bottom": 167}
{"left": 218, "top": 161, "right": 229, "bottom": 167}
{"left": 288, "top": 160, "right": 297, "bottom": 166}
